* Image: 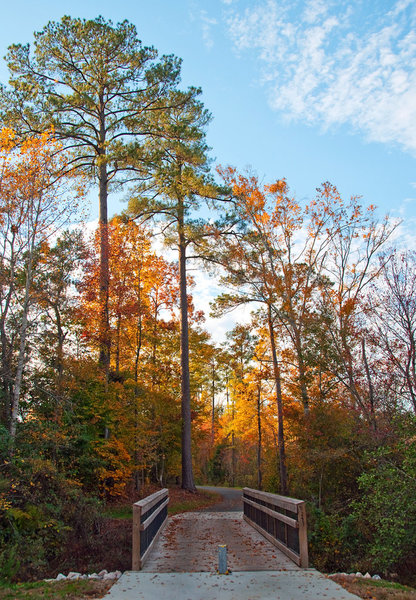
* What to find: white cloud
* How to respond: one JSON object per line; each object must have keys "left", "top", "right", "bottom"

{"left": 190, "top": 266, "right": 254, "bottom": 343}
{"left": 197, "top": 9, "right": 218, "bottom": 50}
{"left": 226, "top": 0, "right": 416, "bottom": 154}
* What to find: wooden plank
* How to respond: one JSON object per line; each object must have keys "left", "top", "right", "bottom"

{"left": 139, "top": 516, "right": 168, "bottom": 568}
{"left": 297, "top": 502, "right": 309, "bottom": 568}
{"left": 140, "top": 498, "right": 169, "bottom": 531}
{"left": 243, "top": 515, "right": 301, "bottom": 567}
{"left": 132, "top": 503, "right": 142, "bottom": 570}
{"left": 243, "top": 497, "right": 299, "bottom": 528}
{"left": 243, "top": 487, "right": 303, "bottom": 512}
{"left": 134, "top": 488, "right": 168, "bottom": 513}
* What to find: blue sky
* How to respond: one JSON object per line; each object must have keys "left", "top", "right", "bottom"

{"left": 1, "top": 0, "right": 415, "bottom": 337}
{"left": 1, "top": 0, "right": 415, "bottom": 228}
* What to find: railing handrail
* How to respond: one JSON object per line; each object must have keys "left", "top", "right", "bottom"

{"left": 132, "top": 488, "right": 169, "bottom": 570}
{"left": 243, "top": 487, "right": 305, "bottom": 510}
{"left": 242, "top": 487, "right": 308, "bottom": 568}
{"left": 134, "top": 487, "right": 168, "bottom": 512}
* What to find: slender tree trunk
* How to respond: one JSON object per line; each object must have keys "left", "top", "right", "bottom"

{"left": 133, "top": 303, "right": 143, "bottom": 492}
{"left": 10, "top": 243, "right": 35, "bottom": 441}
{"left": 211, "top": 363, "right": 215, "bottom": 446}
{"left": 115, "top": 312, "right": 121, "bottom": 375}
{"left": 55, "top": 306, "right": 65, "bottom": 385}
{"left": 0, "top": 325, "right": 12, "bottom": 429}
{"left": 293, "top": 328, "right": 309, "bottom": 414}
{"left": 178, "top": 204, "right": 196, "bottom": 492}
{"left": 361, "top": 338, "right": 377, "bottom": 431}
{"left": 268, "top": 305, "right": 288, "bottom": 495}
{"left": 0, "top": 230, "right": 17, "bottom": 429}
{"left": 256, "top": 382, "right": 262, "bottom": 490}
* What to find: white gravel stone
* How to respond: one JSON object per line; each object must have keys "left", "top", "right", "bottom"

{"left": 42, "top": 569, "right": 122, "bottom": 583}
{"left": 98, "top": 569, "right": 108, "bottom": 578}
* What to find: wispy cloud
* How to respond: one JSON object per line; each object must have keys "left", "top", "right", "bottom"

{"left": 226, "top": 0, "right": 416, "bottom": 153}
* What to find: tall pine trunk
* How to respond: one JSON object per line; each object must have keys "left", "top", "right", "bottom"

{"left": 178, "top": 205, "right": 196, "bottom": 492}
{"left": 98, "top": 106, "right": 110, "bottom": 376}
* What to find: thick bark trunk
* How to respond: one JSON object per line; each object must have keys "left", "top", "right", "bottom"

{"left": 178, "top": 210, "right": 196, "bottom": 492}
{"left": 268, "top": 306, "right": 288, "bottom": 495}
{"left": 98, "top": 162, "right": 110, "bottom": 374}
{"left": 98, "top": 102, "right": 110, "bottom": 376}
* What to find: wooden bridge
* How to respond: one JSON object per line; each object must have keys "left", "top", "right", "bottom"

{"left": 105, "top": 487, "right": 359, "bottom": 600}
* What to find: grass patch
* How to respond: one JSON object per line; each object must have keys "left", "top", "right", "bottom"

{"left": 0, "top": 579, "right": 113, "bottom": 600}
{"left": 332, "top": 575, "right": 416, "bottom": 600}
{"left": 102, "top": 505, "right": 132, "bottom": 520}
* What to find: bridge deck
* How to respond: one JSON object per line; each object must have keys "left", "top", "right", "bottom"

{"left": 141, "top": 511, "right": 299, "bottom": 572}
{"left": 105, "top": 505, "right": 360, "bottom": 599}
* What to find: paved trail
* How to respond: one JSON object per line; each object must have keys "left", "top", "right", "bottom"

{"left": 197, "top": 485, "right": 243, "bottom": 512}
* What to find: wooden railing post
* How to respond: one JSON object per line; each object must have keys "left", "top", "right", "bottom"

{"left": 132, "top": 502, "right": 142, "bottom": 570}
{"left": 132, "top": 488, "right": 169, "bottom": 571}
{"left": 297, "top": 501, "right": 308, "bottom": 568}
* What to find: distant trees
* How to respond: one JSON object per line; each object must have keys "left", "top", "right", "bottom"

{"left": 367, "top": 250, "right": 416, "bottom": 414}
{"left": 209, "top": 167, "right": 397, "bottom": 494}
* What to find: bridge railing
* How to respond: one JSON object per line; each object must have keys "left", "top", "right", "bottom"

{"left": 243, "top": 487, "right": 308, "bottom": 567}
{"left": 132, "top": 488, "right": 169, "bottom": 570}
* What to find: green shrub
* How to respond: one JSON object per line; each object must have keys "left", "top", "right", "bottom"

{"left": 351, "top": 436, "right": 416, "bottom": 574}
{"left": 0, "top": 455, "right": 102, "bottom": 581}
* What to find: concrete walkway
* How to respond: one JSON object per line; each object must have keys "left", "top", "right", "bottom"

{"left": 105, "top": 570, "right": 360, "bottom": 599}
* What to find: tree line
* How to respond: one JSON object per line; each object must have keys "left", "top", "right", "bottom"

{"left": 0, "top": 15, "right": 415, "bottom": 583}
